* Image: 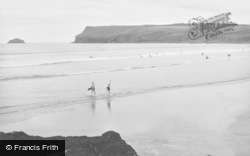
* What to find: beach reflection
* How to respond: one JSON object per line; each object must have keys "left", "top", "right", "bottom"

{"left": 90, "top": 97, "right": 96, "bottom": 114}
{"left": 107, "top": 97, "right": 111, "bottom": 112}
{"left": 89, "top": 96, "right": 112, "bottom": 113}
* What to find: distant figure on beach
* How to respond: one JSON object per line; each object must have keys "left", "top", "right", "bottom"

{"left": 228, "top": 54, "right": 231, "bottom": 58}
{"left": 149, "top": 55, "right": 151, "bottom": 58}
{"left": 88, "top": 82, "right": 96, "bottom": 95}
{"left": 202, "top": 52, "right": 204, "bottom": 56}
{"left": 106, "top": 80, "right": 111, "bottom": 96}
{"left": 205, "top": 55, "right": 209, "bottom": 60}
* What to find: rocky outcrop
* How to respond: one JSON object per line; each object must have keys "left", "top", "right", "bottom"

{"left": 74, "top": 24, "right": 250, "bottom": 43}
{"left": 0, "top": 131, "right": 138, "bottom": 156}
{"left": 7, "top": 38, "right": 25, "bottom": 43}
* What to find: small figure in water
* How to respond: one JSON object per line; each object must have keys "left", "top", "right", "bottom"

{"left": 88, "top": 82, "right": 96, "bottom": 95}
{"left": 205, "top": 55, "right": 209, "bottom": 60}
{"left": 106, "top": 80, "right": 111, "bottom": 96}
{"left": 228, "top": 54, "right": 231, "bottom": 58}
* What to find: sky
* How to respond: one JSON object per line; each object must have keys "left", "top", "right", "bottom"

{"left": 0, "top": 0, "right": 249, "bottom": 43}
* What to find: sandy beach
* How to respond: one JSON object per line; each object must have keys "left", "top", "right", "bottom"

{"left": 1, "top": 73, "right": 250, "bottom": 156}
{"left": 0, "top": 43, "right": 250, "bottom": 156}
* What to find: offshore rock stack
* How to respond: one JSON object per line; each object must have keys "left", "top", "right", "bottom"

{"left": 7, "top": 38, "right": 25, "bottom": 44}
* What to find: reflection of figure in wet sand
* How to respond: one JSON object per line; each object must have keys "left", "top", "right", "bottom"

{"left": 89, "top": 96, "right": 111, "bottom": 113}
{"left": 90, "top": 97, "right": 96, "bottom": 113}
{"left": 107, "top": 97, "right": 111, "bottom": 112}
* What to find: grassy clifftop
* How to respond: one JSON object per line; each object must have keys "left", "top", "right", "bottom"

{"left": 74, "top": 24, "right": 250, "bottom": 43}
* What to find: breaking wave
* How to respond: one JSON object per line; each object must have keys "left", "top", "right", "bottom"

{"left": 0, "top": 63, "right": 184, "bottom": 81}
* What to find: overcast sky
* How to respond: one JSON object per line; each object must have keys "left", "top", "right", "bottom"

{"left": 0, "top": 0, "right": 249, "bottom": 43}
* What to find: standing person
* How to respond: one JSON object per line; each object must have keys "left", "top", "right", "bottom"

{"left": 88, "top": 82, "right": 96, "bottom": 95}
{"left": 106, "top": 80, "right": 111, "bottom": 96}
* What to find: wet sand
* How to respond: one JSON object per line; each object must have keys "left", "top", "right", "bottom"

{"left": 227, "top": 107, "right": 250, "bottom": 156}
{"left": 1, "top": 44, "right": 250, "bottom": 156}
{"left": 125, "top": 80, "right": 250, "bottom": 156}
{"left": 0, "top": 79, "right": 249, "bottom": 156}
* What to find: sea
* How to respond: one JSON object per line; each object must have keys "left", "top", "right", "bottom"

{"left": 0, "top": 43, "right": 249, "bottom": 108}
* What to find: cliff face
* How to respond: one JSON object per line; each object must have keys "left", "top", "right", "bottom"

{"left": 7, "top": 38, "right": 25, "bottom": 43}
{"left": 74, "top": 24, "right": 250, "bottom": 43}
{"left": 0, "top": 131, "right": 138, "bottom": 156}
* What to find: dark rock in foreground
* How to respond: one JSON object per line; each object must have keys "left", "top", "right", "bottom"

{"left": 7, "top": 38, "right": 25, "bottom": 43}
{"left": 0, "top": 131, "right": 138, "bottom": 156}
{"left": 74, "top": 24, "right": 250, "bottom": 43}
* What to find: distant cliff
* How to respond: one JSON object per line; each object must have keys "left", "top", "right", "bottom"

{"left": 0, "top": 131, "right": 138, "bottom": 156}
{"left": 74, "top": 24, "right": 250, "bottom": 43}
{"left": 8, "top": 38, "right": 25, "bottom": 44}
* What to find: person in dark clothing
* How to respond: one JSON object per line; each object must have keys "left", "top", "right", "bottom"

{"left": 106, "top": 80, "right": 111, "bottom": 96}
{"left": 88, "top": 82, "right": 96, "bottom": 95}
